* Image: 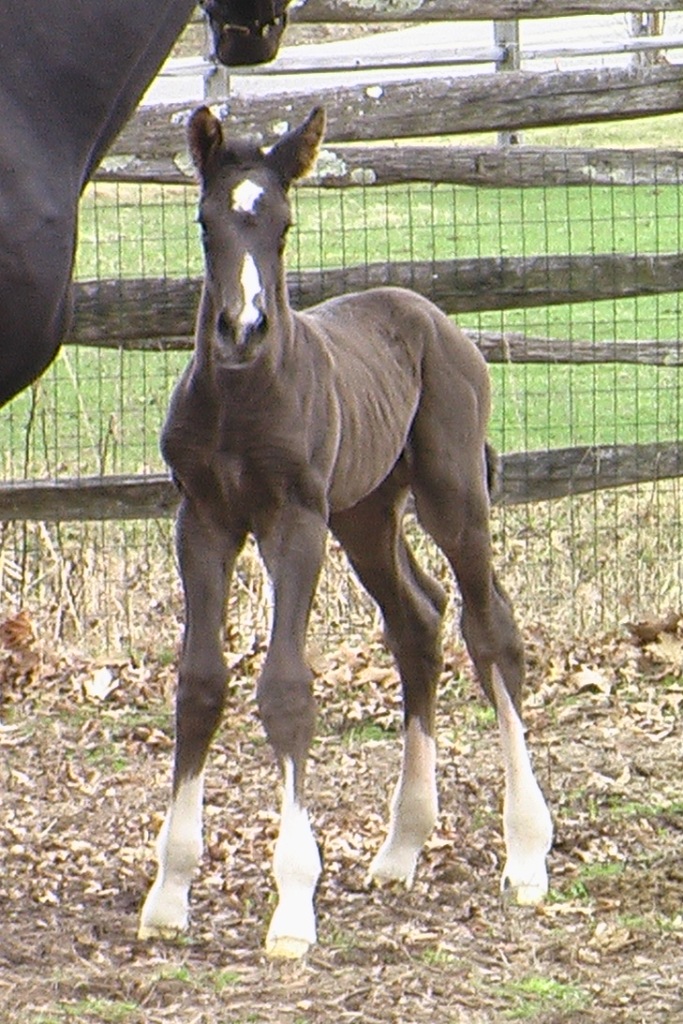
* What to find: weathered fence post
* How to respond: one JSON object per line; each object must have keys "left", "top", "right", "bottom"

{"left": 627, "top": 11, "right": 666, "bottom": 67}
{"left": 203, "top": 13, "right": 230, "bottom": 103}
{"left": 494, "top": 19, "right": 522, "bottom": 145}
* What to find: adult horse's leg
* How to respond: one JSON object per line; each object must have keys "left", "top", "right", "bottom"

{"left": 413, "top": 445, "right": 553, "bottom": 904}
{"left": 331, "top": 477, "right": 447, "bottom": 888}
{"left": 139, "top": 500, "right": 243, "bottom": 938}
{"left": 255, "top": 504, "right": 327, "bottom": 958}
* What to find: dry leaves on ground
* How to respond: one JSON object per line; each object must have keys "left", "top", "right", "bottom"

{"left": 1, "top": 609, "right": 682, "bottom": 1023}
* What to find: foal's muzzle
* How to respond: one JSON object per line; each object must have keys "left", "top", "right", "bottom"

{"left": 216, "top": 310, "right": 267, "bottom": 363}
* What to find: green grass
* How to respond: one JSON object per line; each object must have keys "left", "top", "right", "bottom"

{"left": 291, "top": 181, "right": 683, "bottom": 266}
{"left": 342, "top": 721, "right": 398, "bottom": 744}
{"left": 523, "top": 111, "right": 683, "bottom": 150}
{"left": 152, "top": 964, "right": 241, "bottom": 992}
{"left": 5, "top": 343, "right": 679, "bottom": 480}
{"left": 75, "top": 177, "right": 683, "bottom": 277}
{"left": 549, "top": 860, "right": 626, "bottom": 904}
{"left": 421, "top": 946, "right": 457, "bottom": 966}
{"left": 499, "top": 976, "right": 591, "bottom": 1020}
{"left": 455, "top": 110, "right": 683, "bottom": 150}
{"left": 31, "top": 999, "right": 140, "bottom": 1023}
{"left": 606, "top": 798, "right": 683, "bottom": 820}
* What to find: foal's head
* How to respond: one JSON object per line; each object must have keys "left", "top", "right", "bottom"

{"left": 188, "top": 106, "right": 325, "bottom": 366}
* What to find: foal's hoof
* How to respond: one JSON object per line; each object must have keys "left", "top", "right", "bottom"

{"left": 265, "top": 902, "right": 315, "bottom": 960}
{"left": 367, "top": 846, "right": 418, "bottom": 890}
{"left": 503, "top": 881, "right": 548, "bottom": 907}
{"left": 137, "top": 921, "right": 187, "bottom": 941}
{"left": 501, "top": 869, "right": 548, "bottom": 908}
{"left": 138, "top": 885, "right": 189, "bottom": 941}
{"left": 266, "top": 934, "right": 311, "bottom": 960}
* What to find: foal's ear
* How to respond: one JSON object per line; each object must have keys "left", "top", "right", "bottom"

{"left": 266, "top": 107, "right": 326, "bottom": 187}
{"left": 187, "top": 106, "right": 224, "bottom": 175}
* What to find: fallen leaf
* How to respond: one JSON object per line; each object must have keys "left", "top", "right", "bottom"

{"left": 82, "top": 666, "right": 119, "bottom": 702}
{"left": 0, "top": 610, "right": 35, "bottom": 650}
{"left": 590, "top": 921, "right": 634, "bottom": 953}
{"left": 569, "top": 667, "right": 612, "bottom": 695}
{"left": 644, "top": 633, "right": 683, "bottom": 674}
{"left": 626, "top": 612, "right": 681, "bottom": 645}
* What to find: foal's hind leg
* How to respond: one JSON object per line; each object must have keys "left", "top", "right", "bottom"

{"left": 331, "top": 484, "right": 446, "bottom": 889}
{"left": 414, "top": 460, "right": 552, "bottom": 905}
{"left": 139, "top": 501, "right": 242, "bottom": 939}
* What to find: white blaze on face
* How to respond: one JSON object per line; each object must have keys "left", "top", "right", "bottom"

{"left": 238, "top": 253, "right": 263, "bottom": 330}
{"left": 231, "top": 177, "right": 264, "bottom": 214}
{"left": 228, "top": 178, "right": 266, "bottom": 336}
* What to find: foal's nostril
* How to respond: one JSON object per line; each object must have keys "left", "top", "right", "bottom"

{"left": 240, "top": 312, "right": 267, "bottom": 349}
{"left": 216, "top": 311, "right": 232, "bottom": 340}
{"left": 215, "top": 305, "right": 267, "bottom": 356}
{"left": 250, "top": 310, "right": 267, "bottom": 336}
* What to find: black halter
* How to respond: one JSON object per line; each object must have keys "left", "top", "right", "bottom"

{"left": 200, "top": 0, "right": 290, "bottom": 65}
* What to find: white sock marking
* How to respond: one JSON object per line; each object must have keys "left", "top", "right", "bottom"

{"left": 138, "top": 773, "right": 204, "bottom": 939}
{"left": 231, "top": 178, "right": 264, "bottom": 214}
{"left": 492, "top": 669, "right": 553, "bottom": 904}
{"left": 266, "top": 759, "right": 321, "bottom": 958}
{"left": 238, "top": 253, "right": 263, "bottom": 330}
{"left": 368, "top": 717, "right": 438, "bottom": 888}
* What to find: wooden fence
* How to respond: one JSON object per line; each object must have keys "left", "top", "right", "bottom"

{"left": 2, "top": 0, "right": 682, "bottom": 521}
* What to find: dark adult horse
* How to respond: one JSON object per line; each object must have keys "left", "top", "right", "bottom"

{"left": 0, "top": 0, "right": 289, "bottom": 409}
{"left": 138, "top": 106, "right": 553, "bottom": 958}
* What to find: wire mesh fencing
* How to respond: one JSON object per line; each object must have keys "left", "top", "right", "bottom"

{"left": 1, "top": 106, "right": 682, "bottom": 655}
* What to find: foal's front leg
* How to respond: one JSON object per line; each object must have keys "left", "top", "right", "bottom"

{"left": 139, "top": 502, "right": 241, "bottom": 939}
{"left": 256, "top": 506, "right": 327, "bottom": 959}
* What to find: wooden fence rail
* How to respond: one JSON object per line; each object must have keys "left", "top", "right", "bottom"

{"left": 287, "top": 1, "right": 681, "bottom": 21}
{"left": 116, "top": 64, "right": 683, "bottom": 154}
{"left": 68, "top": 327, "right": 683, "bottom": 368}
{"left": 70, "top": 252, "right": 683, "bottom": 346}
{"left": 2, "top": 441, "right": 681, "bottom": 522}
{"left": 99, "top": 145, "right": 683, "bottom": 189}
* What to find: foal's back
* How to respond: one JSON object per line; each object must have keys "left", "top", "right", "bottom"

{"left": 296, "top": 285, "right": 491, "bottom": 514}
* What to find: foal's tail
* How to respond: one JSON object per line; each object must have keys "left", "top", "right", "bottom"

{"left": 485, "top": 441, "right": 502, "bottom": 504}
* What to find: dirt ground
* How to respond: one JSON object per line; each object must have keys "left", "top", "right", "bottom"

{"left": 2, "top": 613, "right": 683, "bottom": 1023}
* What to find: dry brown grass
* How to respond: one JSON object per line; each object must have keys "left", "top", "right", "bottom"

{"left": 1, "top": 479, "right": 680, "bottom": 658}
